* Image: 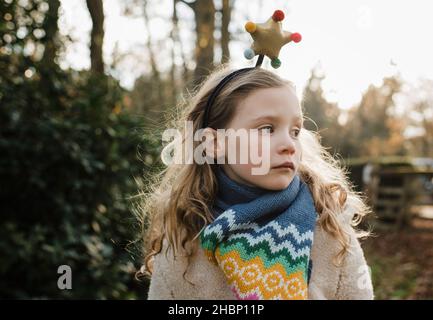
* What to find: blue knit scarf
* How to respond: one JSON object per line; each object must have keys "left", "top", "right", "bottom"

{"left": 200, "top": 167, "right": 318, "bottom": 300}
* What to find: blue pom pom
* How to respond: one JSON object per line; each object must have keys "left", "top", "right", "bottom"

{"left": 244, "top": 48, "right": 255, "bottom": 60}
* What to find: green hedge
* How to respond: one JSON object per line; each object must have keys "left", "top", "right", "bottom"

{"left": 0, "top": 61, "right": 162, "bottom": 298}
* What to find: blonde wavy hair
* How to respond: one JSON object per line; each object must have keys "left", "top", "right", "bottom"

{"left": 137, "top": 65, "right": 371, "bottom": 282}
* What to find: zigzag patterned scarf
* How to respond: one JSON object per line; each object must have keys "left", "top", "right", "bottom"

{"left": 200, "top": 167, "right": 318, "bottom": 300}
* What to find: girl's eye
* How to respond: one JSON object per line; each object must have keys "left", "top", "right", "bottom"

{"left": 291, "top": 128, "right": 301, "bottom": 138}
{"left": 258, "top": 125, "right": 273, "bottom": 134}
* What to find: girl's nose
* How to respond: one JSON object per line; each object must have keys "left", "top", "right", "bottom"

{"left": 276, "top": 131, "right": 296, "bottom": 154}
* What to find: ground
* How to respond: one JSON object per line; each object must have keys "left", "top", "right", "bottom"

{"left": 362, "top": 214, "right": 433, "bottom": 299}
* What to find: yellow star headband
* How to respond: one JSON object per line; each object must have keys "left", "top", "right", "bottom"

{"left": 244, "top": 10, "right": 302, "bottom": 68}
{"left": 201, "top": 10, "right": 302, "bottom": 128}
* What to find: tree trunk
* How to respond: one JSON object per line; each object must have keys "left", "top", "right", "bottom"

{"left": 170, "top": 0, "right": 179, "bottom": 107}
{"left": 143, "top": 1, "right": 160, "bottom": 80}
{"left": 193, "top": 0, "right": 215, "bottom": 85}
{"left": 86, "top": 0, "right": 105, "bottom": 74}
{"left": 41, "top": 0, "right": 60, "bottom": 66}
{"left": 143, "top": 0, "right": 164, "bottom": 124}
{"left": 220, "top": 0, "right": 231, "bottom": 64}
{"left": 170, "top": 0, "right": 192, "bottom": 101}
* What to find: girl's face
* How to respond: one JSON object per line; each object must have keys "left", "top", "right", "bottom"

{"left": 221, "top": 85, "right": 303, "bottom": 191}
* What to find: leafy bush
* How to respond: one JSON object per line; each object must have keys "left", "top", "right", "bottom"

{"left": 0, "top": 60, "right": 161, "bottom": 298}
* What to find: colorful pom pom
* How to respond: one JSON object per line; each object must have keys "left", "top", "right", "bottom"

{"left": 272, "top": 10, "right": 285, "bottom": 22}
{"left": 290, "top": 32, "right": 302, "bottom": 43}
{"left": 271, "top": 58, "right": 281, "bottom": 69}
{"left": 245, "top": 21, "right": 257, "bottom": 33}
{"left": 244, "top": 48, "right": 255, "bottom": 60}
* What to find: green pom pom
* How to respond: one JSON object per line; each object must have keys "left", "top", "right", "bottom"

{"left": 271, "top": 58, "right": 281, "bottom": 69}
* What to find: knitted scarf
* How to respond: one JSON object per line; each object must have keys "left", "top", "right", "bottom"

{"left": 200, "top": 167, "right": 318, "bottom": 300}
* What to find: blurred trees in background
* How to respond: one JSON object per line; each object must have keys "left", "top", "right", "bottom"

{"left": 302, "top": 68, "right": 344, "bottom": 154}
{"left": 182, "top": 0, "right": 216, "bottom": 85}
{"left": 0, "top": 0, "right": 161, "bottom": 298}
{"left": 405, "top": 80, "right": 433, "bottom": 158}
{"left": 1, "top": 0, "right": 432, "bottom": 299}
{"left": 302, "top": 69, "right": 429, "bottom": 159}
{"left": 129, "top": 0, "right": 234, "bottom": 126}
{"left": 341, "top": 77, "right": 406, "bottom": 158}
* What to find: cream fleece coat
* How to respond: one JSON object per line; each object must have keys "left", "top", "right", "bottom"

{"left": 147, "top": 198, "right": 374, "bottom": 300}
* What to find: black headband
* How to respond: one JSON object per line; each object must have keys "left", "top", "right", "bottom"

{"left": 201, "top": 56, "right": 264, "bottom": 129}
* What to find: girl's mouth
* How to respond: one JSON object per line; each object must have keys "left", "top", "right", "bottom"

{"left": 272, "top": 161, "right": 295, "bottom": 170}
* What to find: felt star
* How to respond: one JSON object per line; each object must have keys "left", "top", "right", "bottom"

{"left": 244, "top": 10, "right": 302, "bottom": 68}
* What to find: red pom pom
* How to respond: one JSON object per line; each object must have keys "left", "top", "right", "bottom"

{"left": 272, "top": 10, "right": 285, "bottom": 22}
{"left": 290, "top": 32, "right": 302, "bottom": 43}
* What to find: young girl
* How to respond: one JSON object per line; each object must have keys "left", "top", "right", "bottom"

{"left": 139, "top": 65, "right": 374, "bottom": 300}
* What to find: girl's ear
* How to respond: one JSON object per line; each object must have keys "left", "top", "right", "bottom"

{"left": 202, "top": 127, "right": 223, "bottom": 160}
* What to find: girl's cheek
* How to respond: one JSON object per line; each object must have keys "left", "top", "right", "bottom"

{"left": 249, "top": 133, "right": 271, "bottom": 158}
{"left": 224, "top": 132, "right": 271, "bottom": 167}
{"left": 296, "top": 141, "right": 302, "bottom": 158}
{"left": 224, "top": 135, "right": 251, "bottom": 164}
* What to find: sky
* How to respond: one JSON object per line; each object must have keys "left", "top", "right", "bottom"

{"left": 58, "top": 0, "right": 433, "bottom": 110}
